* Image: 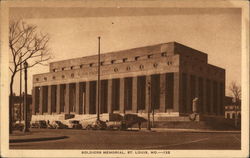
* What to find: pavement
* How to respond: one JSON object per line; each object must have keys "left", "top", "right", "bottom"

{"left": 147, "top": 128, "right": 241, "bottom": 133}
{"left": 9, "top": 128, "right": 241, "bottom": 143}
{"left": 9, "top": 129, "right": 68, "bottom": 143}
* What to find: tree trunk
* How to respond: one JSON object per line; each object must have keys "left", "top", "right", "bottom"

{"left": 9, "top": 72, "right": 16, "bottom": 134}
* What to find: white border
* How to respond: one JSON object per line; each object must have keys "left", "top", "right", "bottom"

{"left": 1, "top": 0, "right": 249, "bottom": 157}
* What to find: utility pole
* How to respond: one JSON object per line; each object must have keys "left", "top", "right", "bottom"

{"left": 19, "top": 52, "right": 22, "bottom": 123}
{"left": 152, "top": 104, "right": 155, "bottom": 128}
{"left": 97, "top": 36, "right": 101, "bottom": 121}
{"left": 23, "top": 61, "right": 29, "bottom": 132}
{"left": 147, "top": 81, "right": 151, "bottom": 131}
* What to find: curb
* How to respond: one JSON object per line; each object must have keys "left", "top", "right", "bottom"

{"left": 151, "top": 129, "right": 241, "bottom": 133}
{"left": 133, "top": 128, "right": 241, "bottom": 133}
{"left": 9, "top": 135, "right": 69, "bottom": 143}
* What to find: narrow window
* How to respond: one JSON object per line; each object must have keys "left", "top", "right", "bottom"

{"left": 123, "top": 58, "right": 127, "bottom": 62}
{"left": 148, "top": 54, "right": 153, "bottom": 58}
{"left": 161, "top": 52, "right": 167, "bottom": 57}
{"left": 139, "top": 65, "right": 144, "bottom": 69}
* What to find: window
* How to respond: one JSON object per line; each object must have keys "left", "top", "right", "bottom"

{"left": 153, "top": 63, "right": 158, "bottom": 68}
{"left": 36, "top": 78, "right": 39, "bottom": 81}
{"left": 52, "top": 76, "right": 56, "bottom": 80}
{"left": 52, "top": 69, "right": 56, "bottom": 72}
{"left": 123, "top": 58, "right": 127, "bottom": 62}
{"left": 111, "top": 60, "right": 115, "bottom": 64}
{"left": 126, "top": 66, "right": 131, "bottom": 71}
{"left": 71, "top": 73, "right": 74, "bottom": 78}
{"left": 148, "top": 54, "right": 153, "bottom": 58}
{"left": 44, "top": 77, "right": 47, "bottom": 81}
{"left": 232, "top": 113, "right": 235, "bottom": 119}
{"left": 62, "top": 67, "right": 65, "bottom": 71}
{"left": 135, "top": 56, "right": 139, "bottom": 61}
{"left": 89, "top": 63, "right": 93, "bottom": 67}
{"left": 80, "top": 64, "right": 83, "bottom": 68}
{"left": 71, "top": 66, "right": 74, "bottom": 70}
{"left": 62, "top": 75, "right": 65, "bottom": 79}
{"left": 100, "top": 61, "right": 104, "bottom": 65}
{"left": 139, "top": 65, "right": 144, "bottom": 69}
{"left": 114, "top": 68, "right": 118, "bottom": 72}
{"left": 161, "top": 52, "right": 167, "bottom": 57}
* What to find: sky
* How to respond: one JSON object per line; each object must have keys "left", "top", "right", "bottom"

{"left": 9, "top": 7, "right": 241, "bottom": 96}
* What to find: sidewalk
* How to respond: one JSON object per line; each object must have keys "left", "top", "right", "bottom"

{"left": 135, "top": 127, "right": 241, "bottom": 133}
{"left": 9, "top": 130, "right": 68, "bottom": 143}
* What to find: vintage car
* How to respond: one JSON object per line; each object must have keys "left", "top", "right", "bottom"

{"left": 123, "top": 114, "right": 140, "bottom": 128}
{"left": 13, "top": 121, "right": 25, "bottom": 131}
{"left": 30, "top": 120, "right": 47, "bottom": 128}
{"left": 84, "top": 119, "right": 107, "bottom": 130}
{"left": 64, "top": 120, "right": 82, "bottom": 129}
{"left": 49, "top": 120, "right": 68, "bottom": 129}
{"left": 106, "top": 121, "right": 122, "bottom": 130}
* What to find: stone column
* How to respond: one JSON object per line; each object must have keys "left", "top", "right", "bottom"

{"left": 75, "top": 82, "right": 80, "bottom": 114}
{"left": 217, "top": 82, "right": 221, "bottom": 115}
{"left": 195, "top": 76, "right": 199, "bottom": 112}
{"left": 32, "top": 88, "right": 36, "bottom": 115}
{"left": 221, "top": 82, "right": 225, "bottom": 115}
{"left": 51, "top": 86, "right": 56, "bottom": 113}
{"left": 132, "top": 77, "right": 138, "bottom": 113}
{"left": 56, "top": 85, "right": 61, "bottom": 114}
{"left": 186, "top": 74, "right": 191, "bottom": 113}
{"left": 159, "top": 73, "right": 166, "bottom": 112}
{"left": 39, "top": 86, "right": 43, "bottom": 115}
{"left": 65, "top": 84, "right": 70, "bottom": 114}
{"left": 203, "top": 79, "right": 207, "bottom": 114}
{"left": 119, "top": 78, "right": 125, "bottom": 113}
{"left": 107, "top": 79, "right": 113, "bottom": 113}
{"left": 47, "top": 85, "right": 52, "bottom": 114}
{"left": 210, "top": 81, "right": 214, "bottom": 114}
{"left": 145, "top": 75, "right": 151, "bottom": 112}
{"left": 173, "top": 72, "right": 181, "bottom": 112}
{"left": 85, "top": 81, "right": 90, "bottom": 114}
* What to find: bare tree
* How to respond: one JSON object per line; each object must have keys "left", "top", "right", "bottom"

{"left": 229, "top": 81, "right": 241, "bottom": 128}
{"left": 9, "top": 19, "right": 51, "bottom": 133}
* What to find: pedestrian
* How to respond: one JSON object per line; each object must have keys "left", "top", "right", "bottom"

{"left": 138, "top": 121, "right": 141, "bottom": 130}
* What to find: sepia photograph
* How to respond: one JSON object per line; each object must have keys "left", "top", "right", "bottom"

{"left": 0, "top": 0, "right": 249, "bottom": 157}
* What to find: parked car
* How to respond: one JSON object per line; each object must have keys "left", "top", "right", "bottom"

{"left": 106, "top": 121, "right": 122, "bottom": 130}
{"left": 123, "top": 114, "right": 142, "bottom": 128}
{"left": 30, "top": 120, "right": 47, "bottom": 128}
{"left": 13, "top": 121, "right": 24, "bottom": 131}
{"left": 65, "top": 120, "right": 82, "bottom": 129}
{"left": 84, "top": 120, "right": 107, "bottom": 130}
{"left": 50, "top": 120, "right": 68, "bottom": 129}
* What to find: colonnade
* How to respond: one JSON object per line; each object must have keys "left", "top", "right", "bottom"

{"left": 32, "top": 72, "right": 224, "bottom": 116}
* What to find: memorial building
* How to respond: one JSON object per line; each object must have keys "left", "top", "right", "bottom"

{"left": 31, "top": 42, "right": 225, "bottom": 121}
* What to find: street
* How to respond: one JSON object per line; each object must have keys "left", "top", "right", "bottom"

{"left": 10, "top": 129, "right": 241, "bottom": 150}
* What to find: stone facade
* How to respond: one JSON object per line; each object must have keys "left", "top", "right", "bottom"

{"left": 32, "top": 42, "right": 225, "bottom": 121}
